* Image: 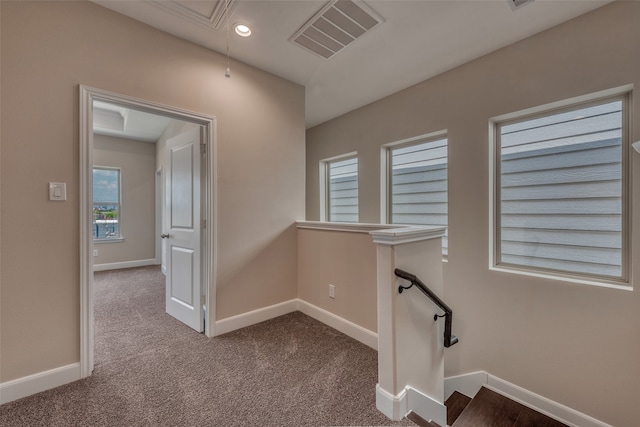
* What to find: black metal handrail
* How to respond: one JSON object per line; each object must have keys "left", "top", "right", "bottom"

{"left": 394, "top": 268, "right": 459, "bottom": 348}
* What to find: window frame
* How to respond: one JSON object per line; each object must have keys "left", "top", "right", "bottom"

{"left": 320, "top": 152, "right": 359, "bottom": 223}
{"left": 93, "top": 166, "right": 123, "bottom": 242}
{"left": 382, "top": 131, "right": 449, "bottom": 257}
{"left": 489, "top": 87, "right": 632, "bottom": 288}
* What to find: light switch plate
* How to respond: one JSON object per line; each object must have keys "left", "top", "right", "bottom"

{"left": 49, "top": 182, "right": 67, "bottom": 201}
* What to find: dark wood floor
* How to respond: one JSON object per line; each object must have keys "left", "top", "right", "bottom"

{"left": 446, "top": 391, "right": 472, "bottom": 425}
{"left": 452, "top": 387, "right": 567, "bottom": 427}
{"left": 406, "top": 387, "right": 567, "bottom": 427}
{"left": 407, "top": 411, "right": 441, "bottom": 427}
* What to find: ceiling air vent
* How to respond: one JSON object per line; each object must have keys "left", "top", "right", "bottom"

{"left": 290, "top": 0, "right": 384, "bottom": 60}
{"left": 507, "top": 0, "right": 535, "bottom": 11}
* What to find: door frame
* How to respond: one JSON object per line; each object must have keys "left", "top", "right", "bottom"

{"left": 155, "top": 167, "right": 164, "bottom": 271}
{"left": 79, "top": 85, "right": 217, "bottom": 378}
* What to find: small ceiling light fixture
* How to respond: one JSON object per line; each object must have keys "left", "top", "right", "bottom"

{"left": 234, "top": 23, "right": 252, "bottom": 37}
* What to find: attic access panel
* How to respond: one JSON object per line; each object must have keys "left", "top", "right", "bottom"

{"left": 508, "top": 0, "right": 535, "bottom": 11}
{"left": 290, "top": 0, "right": 384, "bottom": 60}
{"left": 149, "top": 0, "right": 239, "bottom": 30}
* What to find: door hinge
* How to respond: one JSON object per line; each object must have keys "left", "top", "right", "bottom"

{"left": 201, "top": 219, "right": 207, "bottom": 229}
{"left": 201, "top": 141, "right": 207, "bottom": 156}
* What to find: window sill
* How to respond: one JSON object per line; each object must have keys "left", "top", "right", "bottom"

{"left": 490, "top": 264, "right": 632, "bottom": 292}
{"left": 94, "top": 238, "right": 124, "bottom": 244}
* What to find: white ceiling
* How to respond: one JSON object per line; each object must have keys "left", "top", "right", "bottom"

{"left": 92, "top": 0, "right": 613, "bottom": 129}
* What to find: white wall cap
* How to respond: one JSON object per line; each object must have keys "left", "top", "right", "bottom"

{"left": 370, "top": 226, "right": 447, "bottom": 246}
{"left": 296, "top": 220, "right": 403, "bottom": 234}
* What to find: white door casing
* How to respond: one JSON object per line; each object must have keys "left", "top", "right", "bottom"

{"left": 80, "top": 85, "right": 217, "bottom": 379}
{"left": 164, "top": 127, "right": 204, "bottom": 332}
{"left": 156, "top": 167, "right": 165, "bottom": 272}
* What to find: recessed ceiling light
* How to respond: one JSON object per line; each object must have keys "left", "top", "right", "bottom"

{"left": 234, "top": 24, "right": 252, "bottom": 37}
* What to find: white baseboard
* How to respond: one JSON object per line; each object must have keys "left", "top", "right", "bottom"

{"left": 297, "top": 299, "right": 378, "bottom": 350}
{"left": 445, "top": 371, "right": 612, "bottom": 427}
{"left": 93, "top": 258, "right": 157, "bottom": 272}
{"left": 376, "top": 385, "right": 446, "bottom": 426}
{"left": 0, "top": 363, "right": 80, "bottom": 405}
{"left": 376, "top": 384, "right": 408, "bottom": 421}
{"left": 406, "top": 386, "right": 447, "bottom": 427}
{"left": 214, "top": 298, "right": 378, "bottom": 350}
{"left": 214, "top": 299, "right": 298, "bottom": 336}
{"left": 485, "top": 375, "right": 612, "bottom": 427}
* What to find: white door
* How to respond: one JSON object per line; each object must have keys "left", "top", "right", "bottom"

{"left": 163, "top": 127, "right": 204, "bottom": 332}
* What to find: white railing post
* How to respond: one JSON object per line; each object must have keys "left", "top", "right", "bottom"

{"left": 370, "top": 226, "right": 447, "bottom": 426}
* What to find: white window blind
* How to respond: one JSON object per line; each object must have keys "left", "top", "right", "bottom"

{"left": 497, "top": 98, "right": 625, "bottom": 280}
{"left": 390, "top": 138, "right": 448, "bottom": 255}
{"left": 328, "top": 156, "right": 358, "bottom": 222}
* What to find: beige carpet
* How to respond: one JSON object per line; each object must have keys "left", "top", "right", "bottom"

{"left": 0, "top": 266, "right": 416, "bottom": 427}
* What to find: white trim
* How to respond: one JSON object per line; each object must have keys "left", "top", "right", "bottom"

{"left": 485, "top": 375, "right": 613, "bottom": 427}
{"left": 93, "top": 258, "right": 157, "bottom": 272}
{"left": 380, "top": 129, "right": 449, "bottom": 226}
{"left": 490, "top": 84, "right": 633, "bottom": 123}
{"left": 488, "top": 86, "right": 633, "bottom": 290}
{"left": 214, "top": 299, "right": 298, "bottom": 336}
{"left": 380, "top": 145, "right": 390, "bottom": 224}
{"left": 297, "top": 299, "right": 378, "bottom": 350}
{"left": 93, "top": 238, "right": 124, "bottom": 244}
{"left": 376, "top": 384, "right": 408, "bottom": 421}
{"left": 204, "top": 121, "right": 218, "bottom": 338}
{"left": 319, "top": 152, "right": 358, "bottom": 222}
{"left": 79, "top": 85, "right": 94, "bottom": 378}
{"left": 298, "top": 221, "right": 447, "bottom": 244}
{"left": 148, "top": 0, "right": 238, "bottom": 31}
{"left": 296, "top": 220, "right": 401, "bottom": 234}
{"left": 155, "top": 167, "right": 162, "bottom": 266}
{"left": 319, "top": 151, "right": 359, "bottom": 164}
{"left": 370, "top": 225, "right": 447, "bottom": 246}
{"left": 444, "top": 371, "right": 488, "bottom": 400}
{"left": 319, "top": 162, "right": 328, "bottom": 222}
{"left": 0, "top": 363, "right": 80, "bottom": 405}
{"left": 489, "top": 265, "right": 633, "bottom": 291}
{"left": 80, "top": 85, "right": 217, "bottom": 376}
{"left": 444, "top": 371, "right": 612, "bottom": 427}
{"left": 406, "top": 386, "right": 447, "bottom": 427}
{"left": 214, "top": 298, "right": 378, "bottom": 349}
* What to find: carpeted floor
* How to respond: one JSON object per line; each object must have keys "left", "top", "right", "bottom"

{"left": 0, "top": 266, "right": 416, "bottom": 426}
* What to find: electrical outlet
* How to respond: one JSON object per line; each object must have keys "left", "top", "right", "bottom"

{"left": 329, "top": 284, "right": 335, "bottom": 299}
{"left": 93, "top": 249, "right": 98, "bottom": 257}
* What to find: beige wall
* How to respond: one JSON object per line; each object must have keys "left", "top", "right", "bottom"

{"left": 0, "top": 1, "right": 304, "bottom": 382}
{"left": 297, "top": 227, "right": 378, "bottom": 332}
{"left": 306, "top": 3, "right": 640, "bottom": 426}
{"left": 93, "top": 134, "right": 156, "bottom": 265}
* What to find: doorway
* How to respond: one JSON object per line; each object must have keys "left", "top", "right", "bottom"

{"left": 79, "top": 85, "right": 217, "bottom": 378}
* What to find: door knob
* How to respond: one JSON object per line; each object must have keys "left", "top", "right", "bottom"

{"left": 160, "top": 233, "right": 170, "bottom": 239}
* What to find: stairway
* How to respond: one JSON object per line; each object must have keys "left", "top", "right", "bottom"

{"left": 408, "top": 387, "right": 568, "bottom": 427}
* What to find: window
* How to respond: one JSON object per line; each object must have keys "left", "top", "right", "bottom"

{"left": 386, "top": 135, "right": 448, "bottom": 255}
{"left": 93, "top": 167, "right": 121, "bottom": 240}
{"left": 322, "top": 155, "right": 359, "bottom": 223}
{"left": 494, "top": 93, "right": 628, "bottom": 284}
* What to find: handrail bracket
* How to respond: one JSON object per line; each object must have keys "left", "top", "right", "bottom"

{"left": 395, "top": 268, "right": 459, "bottom": 348}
